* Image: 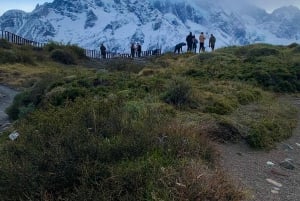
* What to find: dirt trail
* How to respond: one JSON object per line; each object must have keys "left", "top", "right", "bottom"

{"left": 217, "top": 97, "right": 300, "bottom": 201}
{"left": 0, "top": 85, "right": 18, "bottom": 132}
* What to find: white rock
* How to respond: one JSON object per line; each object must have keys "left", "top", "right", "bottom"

{"left": 271, "top": 190, "right": 279, "bottom": 194}
{"left": 8, "top": 131, "right": 19, "bottom": 141}
{"left": 266, "top": 178, "right": 283, "bottom": 188}
{"left": 267, "top": 161, "right": 275, "bottom": 166}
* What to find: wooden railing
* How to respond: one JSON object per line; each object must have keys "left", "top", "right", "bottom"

{"left": 84, "top": 49, "right": 162, "bottom": 59}
{"left": 0, "top": 31, "right": 46, "bottom": 48}
{"left": 0, "top": 30, "right": 162, "bottom": 59}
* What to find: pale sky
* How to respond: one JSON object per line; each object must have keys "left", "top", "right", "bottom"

{"left": 247, "top": 0, "right": 300, "bottom": 13}
{"left": 0, "top": 0, "right": 51, "bottom": 15}
{"left": 0, "top": 0, "right": 300, "bottom": 16}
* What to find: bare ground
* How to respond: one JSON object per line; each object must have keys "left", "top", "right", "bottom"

{"left": 217, "top": 96, "right": 300, "bottom": 201}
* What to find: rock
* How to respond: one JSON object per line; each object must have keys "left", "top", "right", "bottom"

{"left": 266, "top": 178, "right": 283, "bottom": 188}
{"left": 283, "top": 143, "right": 294, "bottom": 150}
{"left": 296, "top": 143, "right": 300, "bottom": 148}
{"left": 280, "top": 158, "right": 296, "bottom": 170}
{"left": 8, "top": 131, "right": 19, "bottom": 141}
{"left": 267, "top": 161, "right": 275, "bottom": 166}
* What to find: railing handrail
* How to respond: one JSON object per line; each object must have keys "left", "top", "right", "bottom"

{"left": 0, "top": 30, "right": 162, "bottom": 59}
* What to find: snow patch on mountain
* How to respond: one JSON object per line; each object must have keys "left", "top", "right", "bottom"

{"left": 0, "top": 0, "right": 299, "bottom": 52}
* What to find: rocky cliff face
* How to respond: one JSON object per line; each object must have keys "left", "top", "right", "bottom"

{"left": 0, "top": 0, "right": 299, "bottom": 52}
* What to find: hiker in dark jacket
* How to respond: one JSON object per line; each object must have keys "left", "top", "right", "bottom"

{"left": 192, "top": 36, "right": 198, "bottom": 53}
{"left": 186, "top": 32, "right": 193, "bottom": 52}
{"left": 137, "top": 43, "right": 142, "bottom": 57}
{"left": 174, "top": 42, "right": 186, "bottom": 54}
{"left": 100, "top": 43, "right": 106, "bottom": 59}
{"left": 209, "top": 34, "right": 216, "bottom": 51}
{"left": 131, "top": 43, "right": 136, "bottom": 58}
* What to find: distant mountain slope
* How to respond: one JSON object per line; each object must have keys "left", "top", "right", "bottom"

{"left": 0, "top": 0, "right": 299, "bottom": 52}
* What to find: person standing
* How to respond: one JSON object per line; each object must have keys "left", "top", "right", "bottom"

{"left": 100, "top": 43, "right": 106, "bottom": 59}
{"left": 186, "top": 32, "right": 193, "bottom": 52}
{"left": 209, "top": 34, "right": 216, "bottom": 51}
{"left": 192, "top": 36, "right": 198, "bottom": 53}
{"left": 199, "top": 32, "right": 206, "bottom": 53}
{"left": 137, "top": 43, "right": 142, "bottom": 57}
{"left": 131, "top": 43, "right": 136, "bottom": 58}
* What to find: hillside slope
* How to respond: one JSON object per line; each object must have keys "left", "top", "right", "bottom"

{"left": 0, "top": 41, "right": 299, "bottom": 200}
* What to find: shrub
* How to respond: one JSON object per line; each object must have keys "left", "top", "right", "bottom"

{"left": 15, "top": 50, "right": 35, "bottom": 65}
{"left": 247, "top": 47, "right": 280, "bottom": 57}
{"left": 0, "top": 96, "right": 246, "bottom": 200}
{"left": 162, "top": 77, "right": 193, "bottom": 108}
{"left": 44, "top": 81, "right": 89, "bottom": 106}
{"left": 5, "top": 91, "right": 31, "bottom": 120}
{"left": 236, "top": 88, "right": 262, "bottom": 105}
{"left": 287, "top": 43, "right": 299, "bottom": 48}
{"left": 50, "top": 49, "right": 76, "bottom": 65}
{"left": 0, "top": 39, "right": 12, "bottom": 49}
{"left": 204, "top": 96, "right": 237, "bottom": 115}
{"left": 292, "top": 45, "right": 300, "bottom": 53}
{"left": 66, "top": 44, "right": 86, "bottom": 59}
{"left": 0, "top": 50, "right": 18, "bottom": 64}
{"left": 44, "top": 41, "right": 63, "bottom": 52}
{"left": 244, "top": 101, "right": 297, "bottom": 149}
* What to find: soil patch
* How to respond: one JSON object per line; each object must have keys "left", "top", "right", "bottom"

{"left": 217, "top": 96, "right": 300, "bottom": 201}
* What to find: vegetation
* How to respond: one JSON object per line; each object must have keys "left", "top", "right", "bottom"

{"left": 0, "top": 40, "right": 299, "bottom": 200}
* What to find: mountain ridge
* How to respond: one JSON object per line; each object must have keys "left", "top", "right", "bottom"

{"left": 0, "top": 0, "right": 299, "bottom": 52}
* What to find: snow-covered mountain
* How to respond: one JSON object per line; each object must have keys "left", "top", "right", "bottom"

{"left": 0, "top": 0, "right": 299, "bottom": 52}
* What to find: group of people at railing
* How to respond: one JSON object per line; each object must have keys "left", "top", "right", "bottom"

{"left": 99, "top": 42, "right": 161, "bottom": 59}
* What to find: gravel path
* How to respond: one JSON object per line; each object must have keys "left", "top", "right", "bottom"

{"left": 0, "top": 85, "right": 18, "bottom": 132}
{"left": 217, "top": 97, "right": 300, "bottom": 201}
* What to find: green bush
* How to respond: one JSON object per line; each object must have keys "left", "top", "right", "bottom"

{"left": 46, "top": 87, "right": 88, "bottom": 106}
{"left": 50, "top": 49, "right": 76, "bottom": 65}
{"left": 244, "top": 103, "right": 296, "bottom": 149}
{"left": 287, "top": 43, "right": 299, "bottom": 48}
{"left": 0, "top": 96, "right": 245, "bottom": 201}
{"left": 0, "top": 48, "right": 35, "bottom": 64}
{"left": 236, "top": 88, "right": 262, "bottom": 105}
{"left": 5, "top": 91, "right": 31, "bottom": 120}
{"left": 203, "top": 95, "right": 238, "bottom": 115}
{"left": 292, "top": 45, "right": 300, "bottom": 53}
{"left": 44, "top": 41, "right": 63, "bottom": 52}
{"left": 66, "top": 44, "right": 86, "bottom": 59}
{"left": 0, "top": 49, "right": 18, "bottom": 64}
{"left": 45, "top": 42, "right": 86, "bottom": 60}
{"left": 0, "top": 39, "right": 12, "bottom": 49}
{"left": 247, "top": 47, "right": 280, "bottom": 57}
{"left": 162, "top": 77, "right": 194, "bottom": 108}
